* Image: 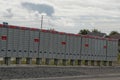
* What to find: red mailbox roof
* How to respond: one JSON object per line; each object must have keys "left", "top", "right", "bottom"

{"left": 30, "top": 28, "right": 39, "bottom": 31}
{"left": 9, "top": 25, "right": 17, "bottom": 29}
{"left": 0, "top": 24, "right": 3, "bottom": 27}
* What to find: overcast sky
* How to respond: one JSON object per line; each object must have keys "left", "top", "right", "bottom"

{"left": 0, "top": 0, "right": 120, "bottom": 34}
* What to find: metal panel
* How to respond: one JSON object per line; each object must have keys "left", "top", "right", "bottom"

{"left": 72, "top": 35, "right": 76, "bottom": 60}
{"left": 49, "top": 31, "right": 58, "bottom": 59}
{"left": 39, "top": 30, "right": 51, "bottom": 58}
{"left": 114, "top": 40, "right": 118, "bottom": 61}
{"left": 96, "top": 39, "right": 100, "bottom": 60}
{"left": 13, "top": 27, "right": 19, "bottom": 57}
{"left": 42, "top": 31, "right": 51, "bottom": 59}
{"left": 88, "top": 37, "right": 92, "bottom": 60}
{"left": 102, "top": 39, "right": 107, "bottom": 61}
{"left": 97, "top": 39, "right": 107, "bottom": 61}
{"left": 18, "top": 28, "right": 25, "bottom": 57}
{"left": 7, "top": 27, "right": 14, "bottom": 57}
{"left": 66, "top": 34, "right": 70, "bottom": 60}
{"left": 0, "top": 25, "right": 8, "bottom": 57}
{"left": 33, "top": 30, "right": 39, "bottom": 58}
{"left": 23, "top": 28, "right": 30, "bottom": 57}
{"left": 107, "top": 40, "right": 113, "bottom": 61}
{"left": 46, "top": 32, "right": 53, "bottom": 59}
{"left": 69, "top": 34, "right": 74, "bottom": 60}
{"left": 57, "top": 32, "right": 66, "bottom": 59}
{"left": 96, "top": 38, "right": 106, "bottom": 61}
{"left": 110, "top": 40, "right": 115, "bottom": 61}
{"left": 74, "top": 35, "right": 81, "bottom": 60}
{"left": 95, "top": 38, "right": 105, "bottom": 61}
{"left": 91, "top": 38, "right": 96, "bottom": 60}
{"left": 39, "top": 31, "right": 43, "bottom": 58}
{"left": 94, "top": 38, "right": 98, "bottom": 60}
{"left": 29, "top": 29, "right": 39, "bottom": 58}
{"left": 48, "top": 32, "right": 54, "bottom": 59}
{"left": 81, "top": 36, "right": 89, "bottom": 60}
{"left": 29, "top": 29, "right": 34, "bottom": 58}
{"left": 109, "top": 40, "right": 118, "bottom": 61}
{"left": 73, "top": 35, "right": 77, "bottom": 60}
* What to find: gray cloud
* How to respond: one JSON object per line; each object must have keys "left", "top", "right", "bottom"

{"left": 21, "top": 2, "right": 55, "bottom": 16}
{"left": 3, "top": 8, "right": 13, "bottom": 18}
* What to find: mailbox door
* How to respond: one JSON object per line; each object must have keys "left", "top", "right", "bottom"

{"left": 13, "top": 27, "right": 19, "bottom": 57}
{"left": 57, "top": 33, "right": 66, "bottom": 59}
{"left": 23, "top": 29, "right": 30, "bottom": 57}
{"left": 1, "top": 26, "right": 8, "bottom": 57}
{"left": 7, "top": 28, "right": 14, "bottom": 57}
{"left": 43, "top": 32, "right": 51, "bottom": 59}
{"left": 81, "top": 37, "right": 89, "bottom": 60}
{"left": 33, "top": 30, "right": 39, "bottom": 58}
{"left": 18, "top": 29, "right": 25, "bottom": 57}
{"left": 39, "top": 31, "right": 44, "bottom": 58}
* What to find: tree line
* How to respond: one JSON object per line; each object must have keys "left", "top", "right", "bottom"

{"left": 78, "top": 29, "right": 120, "bottom": 36}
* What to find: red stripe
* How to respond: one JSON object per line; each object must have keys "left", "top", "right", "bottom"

{"left": 104, "top": 46, "right": 107, "bottom": 48}
{"left": 96, "top": 37, "right": 101, "bottom": 39}
{"left": 88, "top": 36, "right": 95, "bottom": 38}
{"left": 82, "top": 35, "right": 89, "bottom": 38}
{"left": 85, "top": 44, "right": 89, "bottom": 47}
{"left": 67, "top": 33, "right": 74, "bottom": 36}
{"left": 41, "top": 29, "right": 50, "bottom": 32}
{"left": 0, "top": 24, "right": 3, "bottom": 27}
{"left": 74, "top": 34, "right": 80, "bottom": 36}
{"left": 9, "top": 25, "right": 17, "bottom": 29}
{"left": 59, "top": 32, "right": 66, "bottom": 35}
{"left": 30, "top": 28, "right": 39, "bottom": 31}
{"left": 34, "top": 38, "right": 40, "bottom": 42}
{"left": 107, "top": 38, "right": 118, "bottom": 41}
{"left": 1, "top": 36, "right": 7, "bottom": 40}
{"left": 61, "top": 42, "right": 66, "bottom": 45}
{"left": 51, "top": 31, "right": 58, "bottom": 34}
{"left": 20, "top": 27, "right": 27, "bottom": 30}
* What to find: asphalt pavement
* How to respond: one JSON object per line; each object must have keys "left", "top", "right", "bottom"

{"left": 11, "top": 73, "right": 120, "bottom": 80}
{"left": 0, "top": 66, "right": 120, "bottom": 80}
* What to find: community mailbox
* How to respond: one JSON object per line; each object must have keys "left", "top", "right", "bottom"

{"left": 57, "top": 32, "right": 67, "bottom": 59}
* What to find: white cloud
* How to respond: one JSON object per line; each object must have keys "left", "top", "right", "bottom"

{"left": 0, "top": 0, "right": 120, "bottom": 34}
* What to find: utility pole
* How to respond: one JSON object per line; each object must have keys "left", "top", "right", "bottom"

{"left": 41, "top": 15, "right": 44, "bottom": 29}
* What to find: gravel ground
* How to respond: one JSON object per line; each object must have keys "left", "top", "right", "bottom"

{"left": 0, "top": 66, "right": 120, "bottom": 79}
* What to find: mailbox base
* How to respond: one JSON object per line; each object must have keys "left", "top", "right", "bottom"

{"left": 26, "top": 58, "right": 32, "bottom": 64}
{"left": 96, "top": 61, "right": 101, "bottom": 66}
{"left": 16, "top": 57, "right": 22, "bottom": 64}
{"left": 4, "top": 57, "right": 11, "bottom": 65}
{"left": 70, "top": 59, "right": 75, "bottom": 66}
{"left": 78, "top": 60, "right": 82, "bottom": 65}
{"left": 54, "top": 59, "right": 59, "bottom": 65}
{"left": 91, "top": 60, "right": 95, "bottom": 66}
{"left": 85, "top": 60, "right": 89, "bottom": 66}
{"left": 102, "top": 61, "right": 107, "bottom": 66}
{"left": 108, "top": 61, "right": 112, "bottom": 66}
{"left": 45, "top": 58, "right": 50, "bottom": 65}
{"left": 63, "top": 59, "right": 67, "bottom": 66}
{"left": 36, "top": 58, "right": 42, "bottom": 65}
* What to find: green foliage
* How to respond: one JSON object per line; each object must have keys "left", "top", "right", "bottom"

{"left": 109, "top": 31, "right": 119, "bottom": 36}
{"left": 78, "top": 29, "right": 90, "bottom": 35}
{"left": 78, "top": 29, "right": 102, "bottom": 35}
{"left": 92, "top": 29, "right": 101, "bottom": 33}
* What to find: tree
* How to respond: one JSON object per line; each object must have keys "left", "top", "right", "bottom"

{"left": 109, "top": 31, "right": 119, "bottom": 36}
{"left": 78, "top": 29, "right": 90, "bottom": 35}
{"left": 92, "top": 29, "right": 101, "bottom": 33}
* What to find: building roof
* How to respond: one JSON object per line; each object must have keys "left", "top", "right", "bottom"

{"left": 87, "top": 32, "right": 106, "bottom": 37}
{"left": 109, "top": 34, "right": 120, "bottom": 39}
